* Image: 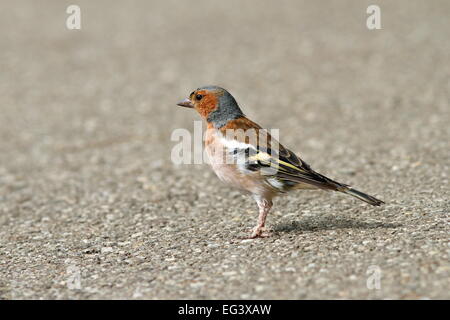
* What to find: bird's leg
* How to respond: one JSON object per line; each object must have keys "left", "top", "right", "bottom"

{"left": 248, "top": 198, "right": 273, "bottom": 239}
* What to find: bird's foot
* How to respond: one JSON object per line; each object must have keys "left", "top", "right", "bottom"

{"left": 241, "top": 226, "right": 272, "bottom": 239}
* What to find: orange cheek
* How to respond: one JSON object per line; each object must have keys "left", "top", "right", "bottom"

{"left": 196, "top": 95, "right": 218, "bottom": 118}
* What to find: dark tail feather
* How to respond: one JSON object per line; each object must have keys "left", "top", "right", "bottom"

{"left": 282, "top": 168, "right": 384, "bottom": 206}
{"left": 341, "top": 187, "right": 384, "bottom": 206}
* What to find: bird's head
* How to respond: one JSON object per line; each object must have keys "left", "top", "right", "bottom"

{"left": 177, "top": 86, "right": 244, "bottom": 128}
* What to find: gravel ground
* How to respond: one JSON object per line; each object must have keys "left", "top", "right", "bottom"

{"left": 0, "top": 0, "right": 449, "bottom": 299}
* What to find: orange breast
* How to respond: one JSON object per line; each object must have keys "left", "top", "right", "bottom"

{"left": 204, "top": 127, "right": 279, "bottom": 199}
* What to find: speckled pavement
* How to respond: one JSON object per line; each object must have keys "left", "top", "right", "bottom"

{"left": 0, "top": 0, "right": 449, "bottom": 299}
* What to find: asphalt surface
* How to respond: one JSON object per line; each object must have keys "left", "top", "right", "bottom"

{"left": 0, "top": 0, "right": 449, "bottom": 299}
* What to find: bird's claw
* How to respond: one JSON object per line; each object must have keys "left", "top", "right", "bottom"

{"left": 240, "top": 226, "right": 273, "bottom": 239}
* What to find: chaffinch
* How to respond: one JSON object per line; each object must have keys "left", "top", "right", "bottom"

{"left": 177, "top": 86, "right": 383, "bottom": 239}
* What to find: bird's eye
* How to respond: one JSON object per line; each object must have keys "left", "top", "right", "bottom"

{"left": 195, "top": 94, "right": 203, "bottom": 101}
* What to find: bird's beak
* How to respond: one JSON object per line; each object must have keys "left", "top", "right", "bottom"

{"left": 177, "top": 98, "right": 194, "bottom": 108}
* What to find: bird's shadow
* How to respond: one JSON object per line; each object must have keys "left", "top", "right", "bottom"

{"left": 274, "top": 215, "right": 401, "bottom": 233}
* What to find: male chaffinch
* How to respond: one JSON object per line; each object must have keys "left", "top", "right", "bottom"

{"left": 177, "top": 86, "right": 384, "bottom": 239}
